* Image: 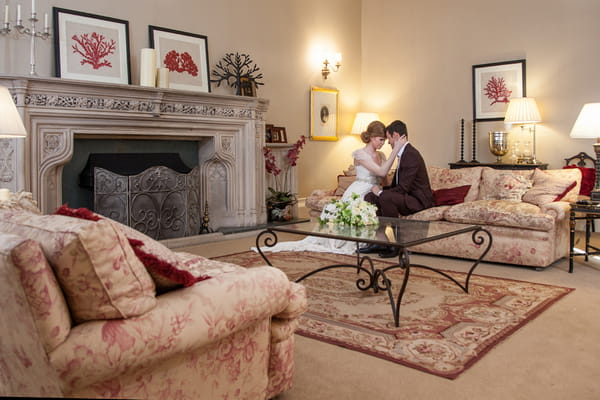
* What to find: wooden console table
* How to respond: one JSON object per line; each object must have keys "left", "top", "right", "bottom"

{"left": 449, "top": 162, "right": 548, "bottom": 170}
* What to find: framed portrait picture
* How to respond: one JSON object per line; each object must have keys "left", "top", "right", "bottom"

{"left": 240, "top": 77, "right": 256, "bottom": 97}
{"left": 472, "top": 59, "right": 526, "bottom": 121}
{"left": 53, "top": 7, "right": 131, "bottom": 84}
{"left": 310, "top": 86, "right": 339, "bottom": 141}
{"left": 271, "top": 127, "right": 281, "bottom": 143}
{"left": 149, "top": 25, "right": 210, "bottom": 93}
{"left": 265, "top": 124, "right": 274, "bottom": 143}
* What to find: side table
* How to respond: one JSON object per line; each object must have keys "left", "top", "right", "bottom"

{"left": 569, "top": 202, "right": 600, "bottom": 273}
{"left": 449, "top": 162, "right": 548, "bottom": 170}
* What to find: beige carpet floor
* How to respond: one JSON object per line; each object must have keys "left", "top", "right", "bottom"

{"left": 177, "top": 230, "right": 600, "bottom": 400}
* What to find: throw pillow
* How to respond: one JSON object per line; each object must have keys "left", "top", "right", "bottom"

{"left": 334, "top": 175, "right": 356, "bottom": 196}
{"left": 563, "top": 165, "right": 596, "bottom": 196}
{"left": 492, "top": 174, "right": 532, "bottom": 201}
{"left": 0, "top": 209, "right": 157, "bottom": 323}
{"left": 55, "top": 205, "right": 210, "bottom": 293}
{"left": 433, "top": 185, "right": 471, "bottom": 206}
{"left": 4, "top": 233, "right": 71, "bottom": 353}
{"left": 522, "top": 169, "right": 577, "bottom": 207}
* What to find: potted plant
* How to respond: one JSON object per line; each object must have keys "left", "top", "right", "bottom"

{"left": 263, "top": 135, "right": 306, "bottom": 221}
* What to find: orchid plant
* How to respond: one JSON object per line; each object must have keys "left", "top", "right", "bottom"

{"left": 263, "top": 135, "right": 306, "bottom": 203}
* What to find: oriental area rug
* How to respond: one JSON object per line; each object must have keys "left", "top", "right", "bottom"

{"left": 213, "top": 251, "right": 573, "bottom": 379}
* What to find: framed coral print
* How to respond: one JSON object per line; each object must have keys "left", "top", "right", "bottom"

{"left": 149, "top": 25, "right": 210, "bottom": 93}
{"left": 310, "top": 86, "right": 339, "bottom": 141}
{"left": 53, "top": 7, "right": 131, "bottom": 84}
{"left": 472, "top": 59, "right": 526, "bottom": 121}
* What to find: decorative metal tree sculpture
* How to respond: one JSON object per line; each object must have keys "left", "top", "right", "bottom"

{"left": 210, "top": 52, "right": 264, "bottom": 95}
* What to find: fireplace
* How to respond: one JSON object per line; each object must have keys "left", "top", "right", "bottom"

{"left": 0, "top": 75, "right": 269, "bottom": 230}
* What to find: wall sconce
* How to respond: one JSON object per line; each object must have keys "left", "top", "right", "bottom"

{"left": 504, "top": 97, "right": 542, "bottom": 164}
{"left": 322, "top": 52, "right": 342, "bottom": 79}
{"left": 351, "top": 112, "right": 380, "bottom": 134}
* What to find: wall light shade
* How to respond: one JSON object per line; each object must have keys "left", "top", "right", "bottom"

{"left": 504, "top": 97, "right": 542, "bottom": 124}
{"left": 351, "top": 112, "right": 380, "bottom": 134}
{"left": 0, "top": 86, "right": 27, "bottom": 138}
{"left": 569, "top": 103, "right": 600, "bottom": 139}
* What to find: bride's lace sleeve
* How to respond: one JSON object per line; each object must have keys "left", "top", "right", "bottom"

{"left": 352, "top": 149, "right": 369, "bottom": 161}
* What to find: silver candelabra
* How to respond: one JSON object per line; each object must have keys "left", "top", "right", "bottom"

{"left": 1, "top": 6, "right": 51, "bottom": 76}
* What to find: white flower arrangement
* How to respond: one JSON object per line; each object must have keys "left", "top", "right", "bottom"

{"left": 319, "top": 193, "right": 379, "bottom": 227}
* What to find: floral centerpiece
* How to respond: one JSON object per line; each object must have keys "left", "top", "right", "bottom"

{"left": 319, "top": 193, "right": 379, "bottom": 227}
{"left": 263, "top": 135, "right": 306, "bottom": 221}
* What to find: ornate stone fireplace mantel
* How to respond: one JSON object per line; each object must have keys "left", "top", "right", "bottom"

{"left": 0, "top": 74, "right": 269, "bottom": 229}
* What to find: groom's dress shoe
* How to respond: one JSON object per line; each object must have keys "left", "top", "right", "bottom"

{"left": 378, "top": 246, "right": 400, "bottom": 258}
{"left": 358, "top": 243, "right": 387, "bottom": 254}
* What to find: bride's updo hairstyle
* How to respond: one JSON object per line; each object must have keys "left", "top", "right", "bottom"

{"left": 360, "top": 121, "right": 386, "bottom": 144}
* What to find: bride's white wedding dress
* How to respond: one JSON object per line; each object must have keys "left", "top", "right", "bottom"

{"left": 254, "top": 149, "right": 385, "bottom": 255}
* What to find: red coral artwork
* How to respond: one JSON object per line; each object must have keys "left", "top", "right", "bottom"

{"left": 163, "top": 50, "right": 199, "bottom": 77}
{"left": 71, "top": 32, "right": 117, "bottom": 70}
{"left": 483, "top": 76, "right": 512, "bottom": 106}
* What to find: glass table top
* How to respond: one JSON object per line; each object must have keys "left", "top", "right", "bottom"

{"left": 266, "top": 217, "right": 478, "bottom": 248}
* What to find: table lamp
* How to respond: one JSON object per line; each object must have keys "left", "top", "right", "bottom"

{"left": 570, "top": 103, "right": 600, "bottom": 201}
{"left": 351, "top": 112, "right": 380, "bottom": 134}
{"left": 0, "top": 86, "right": 27, "bottom": 138}
{"left": 504, "top": 97, "right": 542, "bottom": 163}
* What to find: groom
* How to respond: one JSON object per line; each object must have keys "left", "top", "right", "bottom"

{"left": 360, "top": 120, "right": 434, "bottom": 258}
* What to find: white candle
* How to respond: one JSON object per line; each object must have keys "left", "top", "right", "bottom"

{"left": 44, "top": 12, "right": 47, "bottom": 30}
{"left": 4, "top": 5, "right": 8, "bottom": 24}
{"left": 31, "top": 0, "right": 35, "bottom": 15}
{"left": 156, "top": 67, "right": 169, "bottom": 88}
{"left": 139, "top": 48, "right": 157, "bottom": 87}
{"left": 0, "top": 188, "right": 10, "bottom": 201}
{"left": 17, "top": 4, "right": 21, "bottom": 23}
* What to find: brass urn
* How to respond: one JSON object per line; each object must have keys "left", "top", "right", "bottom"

{"left": 488, "top": 131, "right": 509, "bottom": 163}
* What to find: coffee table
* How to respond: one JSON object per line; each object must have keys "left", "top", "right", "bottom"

{"left": 256, "top": 217, "right": 492, "bottom": 327}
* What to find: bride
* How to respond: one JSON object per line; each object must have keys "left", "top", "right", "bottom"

{"left": 256, "top": 120, "right": 401, "bottom": 254}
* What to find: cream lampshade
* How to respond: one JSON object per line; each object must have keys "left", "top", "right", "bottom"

{"left": 350, "top": 112, "right": 380, "bottom": 134}
{"left": 504, "top": 97, "right": 542, "bottom": 163}
{"left": 570, "top": 103, "right": 600, "bottom": 201}
{"left": 0, "top": 86, "right": 27, "bottom": 138}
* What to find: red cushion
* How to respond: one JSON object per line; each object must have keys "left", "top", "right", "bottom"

{"left": 433, "top": 185, "right": 471, "bottom": 206}
{"left": 564, "top": 165, "right": 596, "bottom": 196}
{"left": 54, "top": 205, "right": 210, "bottom": 292}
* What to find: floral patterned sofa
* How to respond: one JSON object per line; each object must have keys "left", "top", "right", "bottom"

{"left": 306, "top": 166, "right": 582, "bottom": 269}
{"left": 0, "top": 193, "right": 307, "bottom": 399}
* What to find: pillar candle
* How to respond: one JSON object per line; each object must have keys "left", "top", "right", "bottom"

{"left": 156, "top": 67, "right": 169, "bottom": 88}
{"left": 0, "top": 188, "right": 10, "bottom": 201}
{"left": 139, "top": 48, "right": 157, "bottom": 87}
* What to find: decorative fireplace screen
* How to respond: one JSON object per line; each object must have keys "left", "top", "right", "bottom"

{"left": 94, "top": 166, "right": 201, "bottom": 240}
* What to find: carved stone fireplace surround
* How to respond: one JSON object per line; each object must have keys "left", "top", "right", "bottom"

{"left": 0, "top": 75, "right": 270, "bottom": 231}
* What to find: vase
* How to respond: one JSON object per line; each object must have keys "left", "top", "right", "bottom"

{"left": 267, "top": 200, "right": 295, "bottom": 222}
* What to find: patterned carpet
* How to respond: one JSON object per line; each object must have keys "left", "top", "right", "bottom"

{"left": 214, "top": 251, "right": 573, "bottom": 379}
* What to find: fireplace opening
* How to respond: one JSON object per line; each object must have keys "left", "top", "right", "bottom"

{"left": 62, "top": 138, "right": 199, "bottom": 211}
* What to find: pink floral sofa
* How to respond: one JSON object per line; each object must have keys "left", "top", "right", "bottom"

{"left": 306, "top": 166, "right": 582, "bottom": 269}
{"left": 0, "top": 192, "right": 307, "bottom": 399}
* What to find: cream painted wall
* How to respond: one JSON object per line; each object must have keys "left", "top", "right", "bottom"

{"left": 361, "top": 0, "right": 600, "bottom": 170}
{"left": 0, "top": 0, "right": 363, "bottom": 197}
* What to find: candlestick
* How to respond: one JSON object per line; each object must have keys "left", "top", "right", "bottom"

{"left": 470, "top": 119, "right": 479, "bottom": 163}
{"left": 8, "top": 4, "right": 52, "bottom": 75}
{"left": 458, "top": 118, "right": 466, "bottom": 163}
